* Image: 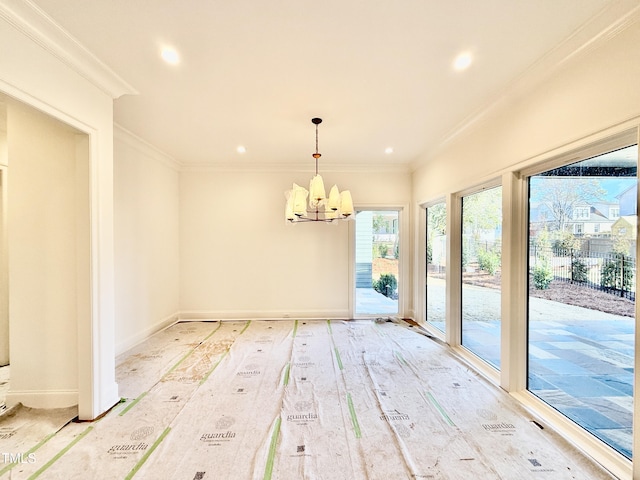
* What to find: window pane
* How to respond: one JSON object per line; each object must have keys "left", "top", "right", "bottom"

{"left": 355, "top": 210, "right": 399, "bottom": 316}
{"left": 528, "top": 145, "right": 637, "bottom": 458}
{"left": 426, "top": 202, "right": 446, "bottom": 331}
{"left": 462, "top": 186, "right": 502, "bottom": 368}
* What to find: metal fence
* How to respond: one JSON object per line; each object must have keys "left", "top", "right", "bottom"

{"left": 529, "top": 245, "right": 636, "bottom": 300}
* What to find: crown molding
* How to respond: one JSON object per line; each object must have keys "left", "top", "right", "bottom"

{"left": 0, "top": 0, "right": 137, "bottom": 99}
{"left": 410, "top": 1, "right": 640, "bottom": 172}
{"left": 179, "top": 161, "right": 411, "bottom": 175}
{"left": 113, "top": 124, "right": 410, "bottom": 175}
{"left": 114, "top": 123, "right": 182, "bottom": 171}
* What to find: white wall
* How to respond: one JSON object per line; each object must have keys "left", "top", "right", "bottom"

{"left": 0, "top": 98, "right": 7, "bottom": 367}
{"left": 180, "top": 168, "right": 411, "bottom": 319}
{"left": 6, "top": 99, "right": 82, "bottom": 407}
{"left": 114, "top": 127, "right": 180, "bottom": 354}
{"left": 0, "top": 4, "right": 133, "bottom": 418}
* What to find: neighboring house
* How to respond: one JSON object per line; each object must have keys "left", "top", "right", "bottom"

{"left": 569, "top": 201, "right": 618, "bottom": 235}
{"left": 372, "top": 212, "right": 399, "bottom": 244}
{"left": 355, "top": 211, "right": 374, "bottom": 288}
{"left": 611, "top": 215, "right": 637, "bottom": 241}
{"left": 529, "top": 200, "right": 620, "bottom": 237}
{"left": 617, "top": 184, "right": 637, "bottom": 216}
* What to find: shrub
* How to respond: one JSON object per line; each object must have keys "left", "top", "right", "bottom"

{"left": 532, "top": 263, "right": 553, "bottom": 290}
{"left": 552, "top": 232, "right": 580, "bottom": 255}
{"left": 477, "top": 249, "right": 500, "bottom": 275}
{"left": 378, "top": 243, "right": 389, "bottom": 258}
{"left": 373, "top": 273, "right": 397, "bottom": 299}
{"left": 571, "top": 258, "right": 588, "bottom": 283}
{"left": 600, "top": 254, "right": 634, "bottom": 292}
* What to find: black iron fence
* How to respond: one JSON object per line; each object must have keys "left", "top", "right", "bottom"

{"left": 529, "top": 245, "right": 636, "bottom": 300}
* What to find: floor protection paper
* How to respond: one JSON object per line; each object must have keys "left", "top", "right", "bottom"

{"left": 0, "top": 319, "right": 616, "bottom": 479}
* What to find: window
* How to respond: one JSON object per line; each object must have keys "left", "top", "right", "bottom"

{"left": 610, "top": 207, "right": 620, "bottom": 219}
{"left": 426, "top": 202, "right": 446, "bottom": 332}
{"left": 461, "top": 186, "right": 502, "bottom": 368}
{"left": 528, "top": 144, "right": 637, "bottom": 459}
{"left": 573, "top": 207, "right": 590, "bottom": 220}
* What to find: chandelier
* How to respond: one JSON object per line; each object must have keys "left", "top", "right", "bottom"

{"left": 285, "top": 118, "right": 354, "bottom": 223}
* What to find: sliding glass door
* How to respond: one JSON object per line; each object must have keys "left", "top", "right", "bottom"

{"left": 527, "top": 145, "right": 637, "bottom": 458}
{"left": 426, "top": 202, "right": 446, "bottom": 332}
{"left": 461, "top": 186, "right": 502, "bottom": 368}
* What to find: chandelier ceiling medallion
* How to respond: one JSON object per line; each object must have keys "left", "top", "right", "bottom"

{"left": 285, "top": 118, "right": 353, "bottom": 223}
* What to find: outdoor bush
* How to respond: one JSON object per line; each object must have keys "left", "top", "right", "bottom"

{"left": 477, "top": 249, "right": 500, "bottom": 275}
{"left": 373, "top": 273, "right": 397, "bottom": 299}
{"left": 552, "top": 232, "right": 580, "bottom": 255}
{"left": 571, "top": 258, "right": 588, "bottom": 283}
{"left": 461, "top": 242, "right": 470, "bottom": 268}
{"left": 378, "top": 243, "right": 389, "bottom": 258}
{"left": 394, "top": 243, "right": 399, "bottom": 260}
{"left": 600, "top": 254, "right": 634, "bottom": 292}
{"left": 532, "top": 263, "right": 553, "bottom": 290}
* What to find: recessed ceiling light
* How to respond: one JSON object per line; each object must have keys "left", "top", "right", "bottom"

{"left": 453, "top": 52, "right": 472, "bottom": 71}
{"left": 161, "top": 47, "right": 180, "bottom": 65}
{"left": 385, "top": 147, "right": 394, "bottom": 154}
{"left": 237, "top": 146, "right": 247, "bottom": 154}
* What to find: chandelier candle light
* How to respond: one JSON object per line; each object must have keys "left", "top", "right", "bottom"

{"left": 285, "top": 118, "right": 354, "bottom": 223}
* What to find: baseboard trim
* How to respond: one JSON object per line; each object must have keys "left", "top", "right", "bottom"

{"left": 178, "top": 309, "right": 350, "bottom": 321}
{"left": 6, "top": 389, "right": 78, "bottom": 409}
{"left": 115, "top": 312, "right": 180, "bottom": 356}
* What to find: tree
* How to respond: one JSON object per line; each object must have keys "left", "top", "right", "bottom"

{"left": 462, "top": 187, "right": 502, "bottom": 237}
{"left": 372, "top": 214, "right": 390, "bottom": 234}
{"left": 427, "top": 202, "right": 446, "bottom": 237}
{"left": 529, "top": 177, "right": 606, "bottom": 232}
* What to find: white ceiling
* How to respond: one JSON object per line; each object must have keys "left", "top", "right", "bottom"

{"left": 29, "top": 0, "right": 637, "bottom": 170}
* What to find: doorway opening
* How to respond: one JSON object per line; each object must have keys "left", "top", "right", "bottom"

{"left": 354, "top": 209, "right": 400, "bottom": 316}
{"left": 0, "top": 93, "right": 90, "bottom": 412}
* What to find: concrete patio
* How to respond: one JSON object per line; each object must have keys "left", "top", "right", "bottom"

{"left": 450, "top": 284, "right": 634, "bottom": 459}
{"left": 355, "top": 287, "right": 398, "bottom": 315}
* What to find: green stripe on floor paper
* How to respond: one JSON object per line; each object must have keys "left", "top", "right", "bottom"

{"left": 200, "top": 321, "right": 223, "bottom": 342}
{"left": 27, "top": 426, "right": 94, "bottom": 479}
{"left": 372, "top": 321, "right": 387, "bottom": 337}
{"left": 199, "top": 350, "right": 229, "bottom": 385}
{"left": 326, "top": 319, "right": 332, "bottom": 334}
{"left": 119, "top": 391, "right": 148, "bottom": 416}
{"left": 394, "top": 350, "right": 408, "bottom": 366}
{"left": 124, "top": 427, "right": 171, "bottom": 480}
{"left": 263, "top": 417, "right": 282, "bottom": 480}
{"left": 347, "top": 393, "right": 362, "bottom": 439}
{"left": 334, "top": 347, "right": 344, "bottom": 370}
{"left": 292, "top": 319, "right": 298, "bottom": 338}
{"left": 239, "top": 320, "right": 252, "bottom": 334}
{"left": 0, "top": 430, "right": 56, "bottom": 476}
{"left": 424, "top": 391, "right": 455, "bottom": 426}
{"left": 283, "top": 363, "right": 291, "bottom": 386}
{"left": 163, "top": 322, "right": 222, "bottom": 377}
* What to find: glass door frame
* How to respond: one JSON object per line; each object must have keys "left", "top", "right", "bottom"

{"left": 513, "top": 129, "right": 639, "bottom": 479}
{"left": 422, "top": 198, "right": 452, "bottom": 342}
{"left": 349, "top": 204, "right": 409, "bottom": 319}
{"left": 457, "top": 180, "right": 503, "bottom": 374}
